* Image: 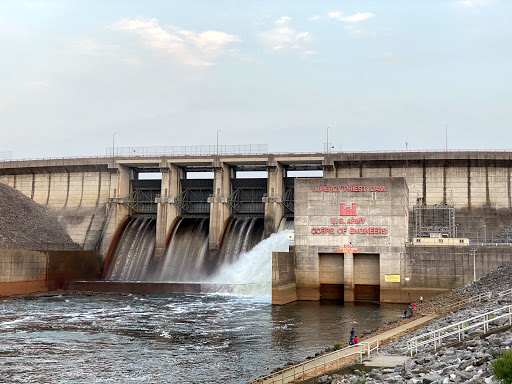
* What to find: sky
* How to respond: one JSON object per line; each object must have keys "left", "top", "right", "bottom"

{"left": 0, "top": 0, "right": 511, "bottom": 159}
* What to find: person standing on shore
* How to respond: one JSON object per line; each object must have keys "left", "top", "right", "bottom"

{"left": 349, "top": 328, "right": 355, "bottom": 345}
{"left": 353, "top": 336, "right": 358, "bottom": 345}
{"left": 420, "top": 296, "right": 423, "bottom": 304}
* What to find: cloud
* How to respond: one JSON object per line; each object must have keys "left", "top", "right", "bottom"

{"left": 309, "top": 15, "right": 321, "bottom": 22}
{"left": 26, "top": 81, "right": 50, "bottom": 89}
{"left": 112, "top": 17, "right": 240, "bottom": 67}
{"left": 343, "top": 24, "right": 362, "bottom": 35}
{"left": 458, "top": 0, "right": 491, "bottom": 6}
{"left": 259, "top": 16, "right": 315, "bottom": 55}
{"left": 276, "top": 16, "right": 291, "bottom": 25}
{"left": 76, "top": 37, "right": 121, "bottom": 55}
{"left": 24, "top": 1, "right": 51, "bottom": 8}
{"left": 328, "top": 11, "right": 375, "bottom": 22}
{"left": 380, "top": 52, "right": 394, "bottom": 65}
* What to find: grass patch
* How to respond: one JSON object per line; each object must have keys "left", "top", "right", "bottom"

{"left": 493, "top": 349, "right": 512, "bottom": 384}
{"left": 23, "top": 294, "right": 37, "bottom": 301}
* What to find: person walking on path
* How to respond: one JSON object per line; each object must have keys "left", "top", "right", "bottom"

{"left": 420, "top": 296, "right": 423, "bottom": 304}
{"left": 349, "top": 328, "right": 355, "bottom": 345}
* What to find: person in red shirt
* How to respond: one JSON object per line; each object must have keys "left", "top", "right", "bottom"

{"left": 353, "top": 336, "right": 358, "bottom": 345}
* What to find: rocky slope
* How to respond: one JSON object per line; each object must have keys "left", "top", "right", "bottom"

{"left": 0, "top": 182, "right": 76, "bottom": 249}
{"left": 322, "top": 261, "right": 512, "bottom": 384}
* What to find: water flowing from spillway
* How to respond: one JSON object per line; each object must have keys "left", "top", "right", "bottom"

{"left": 104, "top": 217, "right": 283, "bottom": 290}
{"left": 282, "top": 218, "right": 294, "bottom": 231}
{"left": 209, "top": 229, "right": 293, "bottom": 295}
{"left": 103, "top": 217, "right": 156, "bottom": 281}
{"left": 146, "top": 218, "right": 210, "bottom": 282}
{"left": 216, "top": 217, "right": 265, "bottom": 266}
{"left": 148, "top": 217, "right": 265, "bottom": 282}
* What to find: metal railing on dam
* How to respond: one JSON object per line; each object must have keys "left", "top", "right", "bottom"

{"left": 4, "top": 148, "right": 512, "bottom": 163}
{"left": 106, "top": 144, "right": 269, "bottom": 157}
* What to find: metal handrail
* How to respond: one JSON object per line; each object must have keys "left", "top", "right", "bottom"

{"left": 253, "top": 339, "right": 379, "bottom": 384}
{"left": 443, "top": 291, "right": 492, "bottom": 313}
{"left": 408, "top": 303, "right": 512, "bottom": 356}
{"left": 498, "top": 288, "right": 512, "bottom": 298}
{"left": 442, "top": 286, "right": 512, "bottom": 314}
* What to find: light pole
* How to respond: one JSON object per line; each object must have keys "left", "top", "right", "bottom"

{"left": 445, "top": 123, "right": 448, "bottom": 152}
{"left": 471, "top": 248, "right": 477, "bottom": 282}
{"left": 112, "top": 131, "right": 118, "bottom": 167}
{"left": 216, "top": 130, "right": 221, "bottom": 156}
{"left": 326, "top": 127, "right": 330, "bottom": 153}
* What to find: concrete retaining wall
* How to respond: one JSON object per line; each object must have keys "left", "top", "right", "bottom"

{"left": 402, "top": 245, "right": 512, "bottom": 303}
{"left": 0, "top": 249, "right": 102, "bottom": 296}
{"left": 272, "top": 250, "right": 297, "bottom": 305}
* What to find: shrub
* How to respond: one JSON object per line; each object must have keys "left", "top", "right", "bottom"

{"left": 333, "top": 343, "right": 342, "bottom": 351}
{"left": 23, "top": 294, "right": 37, "bottom": 301}
{"left": 493, "top": 349, "right": 512, "bottom": 384}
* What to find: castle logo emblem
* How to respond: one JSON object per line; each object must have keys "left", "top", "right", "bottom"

{"left": 340, "top": 203, "right": 357, "bottom": 216}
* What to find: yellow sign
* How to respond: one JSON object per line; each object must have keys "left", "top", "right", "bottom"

{"left": 385, "top": 274, "right": 401, "bottom": 283}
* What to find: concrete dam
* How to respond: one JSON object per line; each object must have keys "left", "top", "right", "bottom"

{"left": 1, "top": 150, "right": 512, "bottom": 302}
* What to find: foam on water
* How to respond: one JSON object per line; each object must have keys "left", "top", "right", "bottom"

{"left": 209, "top": 230, "right": 293, "bottom": 295}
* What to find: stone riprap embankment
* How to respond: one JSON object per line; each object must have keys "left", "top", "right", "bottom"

{"left": 0, "top": 182, "right": 76, "bottom": 249}
{"left": 319, "top": 262, "right": 512, "bottom": 384}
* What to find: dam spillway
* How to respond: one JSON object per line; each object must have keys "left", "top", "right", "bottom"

{"left": 103, "top": 217, "right": 156, "bottom": 281}
{"left": 103, "top": 217, "right": 267, "bottom": 285}
{"left": 149, "top": 218, "right": 210, "bottom": 282}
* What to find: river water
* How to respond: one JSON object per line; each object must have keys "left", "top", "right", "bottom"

{"left": 0, "top": 293, "right": 406, "bottom": 383}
